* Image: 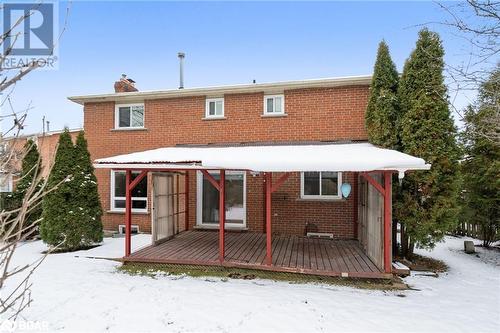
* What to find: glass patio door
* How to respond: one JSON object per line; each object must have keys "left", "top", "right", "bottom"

{"left": 196, "top": 171, "right": 246, "bottom": 228}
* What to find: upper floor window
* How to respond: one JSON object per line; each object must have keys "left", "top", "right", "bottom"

{"left": 264, "top": 95, "right": 284, "bottom": 115}
{"left": 300, "top": 172, "right": 342, "bottom": 200}
{"left": 115, "top": 103, "right": 144, "bottom": 129}
{"left": 205, "top": 98, "right": 224, "bottom": 118}
{"left": 111, "top": 170, "right": 148, "bottom": 212}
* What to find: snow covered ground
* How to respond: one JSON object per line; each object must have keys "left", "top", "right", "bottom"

{"left": 3, "top": 235, "right": 499, "bottom": 332}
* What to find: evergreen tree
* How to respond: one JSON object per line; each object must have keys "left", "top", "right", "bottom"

{"left": 460, "top": 67, "right": 499, "bottom": 246}
{"left": 365, "top": 41, "right": 402, "bottom": 255}
{"left": 72, "top": 131, "right": 103, "bottom": 245}
{"left": 366, "top": 40, "right": 400, "bottom": 149}
{"left": 40, "top": 129, "right": 103, "bottom": 250}
{"left": 40, "top": 129, "right": 75, "bottom": 249}
{"left": 5, "top": 139, "right": 43, "bottom": 236}
{"left": 396, "top": 29, "right": 461, "bottom": 255}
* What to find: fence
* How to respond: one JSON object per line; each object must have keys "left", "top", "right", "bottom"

{"left": 454, "top": 222, "right": 499, "bottom": 240}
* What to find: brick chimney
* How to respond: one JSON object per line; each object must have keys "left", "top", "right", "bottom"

{"left": 114, "top": 74, "right": 138, "bottom": 93}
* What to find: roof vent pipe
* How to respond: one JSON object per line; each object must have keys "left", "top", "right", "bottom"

{"left": 178, "top": 52, "right": 185, "bottom": 89}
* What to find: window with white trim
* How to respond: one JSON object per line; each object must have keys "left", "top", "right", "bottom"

{"left": 0, "top": 173, "right": 13, "bottom": 193}
{"left": 264, "top": 95, "right": 284, "bottom": 114}
{"left": 205, "top": 98, "right": 224, "bottom": 118}
{"left": 115, "top": 103, "right": 144, "bottom": 129}
{"left": 111, "top": 171, "right": 148, "bottom": 212}
{"left": 300, "top": 172, "right": 342, "bottom": 199}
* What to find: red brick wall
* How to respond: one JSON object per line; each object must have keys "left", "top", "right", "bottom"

{"left": 83, "top": 85, "right": 369, "bottom": 238}
{"left": 7, "top": 130, "right": 80, "bottom": 180}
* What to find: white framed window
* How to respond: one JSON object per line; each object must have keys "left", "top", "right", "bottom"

{"left": 264, "top": 94, "right": 285, "bottom": 115}
{"left": 300, "top": 172, "right": 342, "bottom": 200}
{"left": 196, "top": 170, "right": 246, "bottom": 228}
{"left": 110, "top": 171, "right": 148, "bottom": 212}
{"left": 115, "top": 103, "right": 145, "bottom": 129}
{"left": 0, "top": 173, "right": 13, "bottom": 193}
{"left": 205, "top": 98, "right": 224, "bottom": 118}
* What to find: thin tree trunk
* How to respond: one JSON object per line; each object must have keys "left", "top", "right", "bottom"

{"left": 392, "top": 220, "right": 398, "bottom": 256}
{"left": 400, "top": 224, "right": 408, "bottom": 258}
{"left": 408, "top": 240, "right": 415, "bottom": 259}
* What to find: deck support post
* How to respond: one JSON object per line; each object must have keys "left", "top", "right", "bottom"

{"left": 265, "top": 172, "right": 272, "bottom": 266}
{"left": 353, "top": 172, "right": 359, "bottom": 239}
{"left": 219, "top": 170, "right": 226, "bottom": 263}
{"left": 360, "top": 171, "right": 393, "bottom": 274}
{"left": 125, "top": 170, "right": 132, "bottom": 257}
{"left": 383, "top": 171, "right": 392, "bottom": 274}
{"left": 123, "top": 169, "right": 148, "bottom": 257}
{"left": 184, "top": 171, "right": 189, "bottom": 231}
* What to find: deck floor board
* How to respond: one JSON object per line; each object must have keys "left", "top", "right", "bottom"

{"left": 125, "top": 231, "right": 385, "bottom": 278}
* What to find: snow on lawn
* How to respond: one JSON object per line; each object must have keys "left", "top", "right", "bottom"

{"left": 4, "top": 235, "right": 500, "bottom": 332}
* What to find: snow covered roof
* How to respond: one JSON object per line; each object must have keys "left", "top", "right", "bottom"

{"left": 94, "top": 143, "right": 430, "bottom": 173}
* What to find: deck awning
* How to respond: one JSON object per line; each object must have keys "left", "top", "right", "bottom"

{"left": 94, "top": 143, "right": 430, "bottom": 173}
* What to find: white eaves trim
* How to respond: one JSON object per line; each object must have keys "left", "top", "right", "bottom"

{"left": 94, "top": 143, "right": 431, "bottom": 173}
{"left": 68, "top": 75, "right": 372, "bottom": 105}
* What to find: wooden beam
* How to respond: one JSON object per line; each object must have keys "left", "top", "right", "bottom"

{"left": 125, "top": 170, "right": 132, "bottom": 257}
{"left": 184, "top": 171, "right": 189, "bottom": 231}
{"left": 271, "top": 172, "right": 290, "bottom": 193}
{"left": 219, "top": 170, "right": 226, "bottom": 263}
{"left": 265, "top": 172, "right": 272, "bottom": 266}
{"left": 384, "top": 171, "right": 392, "bottom": 274}
{"left": 262, "top": 174, "right": 267, "bottom": 232}
{"left": 129, "top": 170, "right": 148, "bottom": 191}
{"left": 353, "top": 172, "right": 359, "bottom": 239}
{"left": 201, "top": 169, "right": 220, "bottom": 191}
{"left": 360, "top": 172, "right": 385, "bottom": 195}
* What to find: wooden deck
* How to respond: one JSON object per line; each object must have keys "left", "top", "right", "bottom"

{"left": 124, "top": 231, "right": 389, "bottom": 279}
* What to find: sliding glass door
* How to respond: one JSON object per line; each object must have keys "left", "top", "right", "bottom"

{"left": 196, "top": 171, "right": 246, "bottom": 228}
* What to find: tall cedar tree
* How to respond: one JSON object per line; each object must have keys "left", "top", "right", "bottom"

{"left": 40, "top": 129, "right": 76, "bottom": 248}
{"left": 365, "top": 40, "right": 401, "bottom": 255}
{"left": 366, "top": 40, "right": 400, "bottom": 149}
{"left": 5, "top": 139, "right": 43, "bottom": 237}
{"left": 396, "top": 29, "right": 461, "bottom": 255}
{"left": 460, "top": 67, "right": 499, "bottom": 246}
{"left": 73, "top": 131, "right": 103, "bottom": 245}
{"left": 41, "top": 129, "right": 102, "bottom": 249}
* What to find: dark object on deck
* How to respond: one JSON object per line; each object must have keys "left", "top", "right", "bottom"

{"left": 464, "top": 240, "right": 475, "bottom": 254}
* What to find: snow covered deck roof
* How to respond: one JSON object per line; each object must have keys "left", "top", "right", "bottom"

{"left": 94, "top": 143, "right": 430, "bottom": 173}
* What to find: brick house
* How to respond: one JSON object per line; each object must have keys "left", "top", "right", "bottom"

{"left": 69, "top": 75, "right": 429, "bottom": 278}
{"left": 1, "top": 129, "right": 81, "bottom": 192}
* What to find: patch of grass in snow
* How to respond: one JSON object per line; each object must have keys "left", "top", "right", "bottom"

{"left": 397, "top": 254, "right": 448, "bottom": 273}
{"left": 118, "top": 263, "right": 408, "bottom": 290}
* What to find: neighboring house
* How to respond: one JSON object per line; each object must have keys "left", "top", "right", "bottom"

{"left": 68, "top": 75, "right": 429, "bottom": 278}
{"left": 2, "top": 129, "right": 81, "bottom": 188}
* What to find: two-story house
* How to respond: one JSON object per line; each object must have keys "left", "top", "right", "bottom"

{"left": 69, "top": 75, "right": 429, "bottom": 279}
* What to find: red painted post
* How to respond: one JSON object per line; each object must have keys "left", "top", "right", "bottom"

{"left": 262, "top": 172, "right": 267, "bottom": 233}
{"left": 184, "top": 171, "right": 189, "bottom": 231}
{"left": 219, "top": 170, "right": 226, "bottom": 263}
{"left": 125, "top": 170, "right": 132, "bottom": 257}
{"left": 353, "top": 172, "right": 359, "bottom": 239}
{"left": 384, "top": 171, "right": 392, "bottom": 273}
{"left": 176, "top": 174, "right": 180, "bottom": 233}
{"left": 265, "top": 172, "right": 272, "bottom": 266}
